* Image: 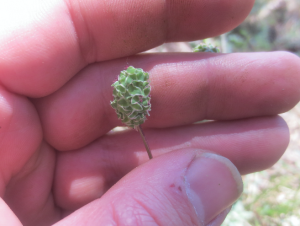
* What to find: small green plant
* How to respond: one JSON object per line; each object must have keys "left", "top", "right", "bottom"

{"left": 111, "top": 66, "right": 152, "bottom": 159}
{"left": 193, "top": 43, "right": 220, "bottom": 53}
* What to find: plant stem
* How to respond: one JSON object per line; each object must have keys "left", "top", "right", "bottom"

{"left": 137, "top": 125, "right": 153, "bottom": 159}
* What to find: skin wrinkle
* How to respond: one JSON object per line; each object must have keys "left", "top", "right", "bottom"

{"left": 171, "top": 0, "right": 194, "bottom": 39}
{"left": 64, "top": 0, "right": 100, "bottom": 64}
{"left": 131, "top": 197, "right": 161, "bottom": 226}
{"left": 171, "top": 151, "right": 203, "bottom": 225}
{"left": 7, "top": 144, "right": 42, "bottom": 182}
{"left": 162, "top": 0, "right": 169, "bottom": 42}
{"left": 99, "top": 146, "right": 121, "bottom": 190}
{"left": 0, "top": 136, "right": 15, "bottom": 186}
{"left": 164, "top": 59, "right": 209, "bottom": 122}
{"left": 32, "top": 193, "right": 59, "bottom": 225}
{"left": 111, "top": 201, "right": 119, "bottom": 226}
{"left": 3, "top": 143, "right": 58, "bottom": 225}
{"left": 131, "top": 188, "right": 188, "bottom": 226}
{"left": 0, "top": 129, "right": 10, "bottom": 185}
{"left": 204, "top": 56, "right": 233, "bottom": 119}
{"left": 111, "top": 198, "right": 137, "bottom": 225}
{"left": 148, "top": 55, "right": 210, "bottom": 124}
{"left": 1, "top": 106, "right": 42, "bottom": 182}
{"left": 0, "top": 174, "right": 6, "bottom": 197}
{"left": 168, "top": 176, "right": 199, "bottom": 226}
{"left": 102, "top": 0, "right": 165, "bottom": 60}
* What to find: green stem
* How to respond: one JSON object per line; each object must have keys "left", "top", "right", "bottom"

{"left": 137, "top": 125, "right": 153, "bottom": 159}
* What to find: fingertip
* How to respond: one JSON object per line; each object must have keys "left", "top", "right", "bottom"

{"left": 240, "top": 115, "right": 290, "bottom": 174}
{"left": 267, "top": 51, "right": 300, "bottom": 112}
{"left": 185, "top": 152, "right": 242, "bottom": 224}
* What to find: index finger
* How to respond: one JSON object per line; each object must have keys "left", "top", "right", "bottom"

{"left": 0, "top": 0, "right": 254, "bottom": 97}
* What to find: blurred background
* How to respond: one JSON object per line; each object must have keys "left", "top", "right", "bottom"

{"left": 146, "top": 0, "right": 300, "bottom": 225}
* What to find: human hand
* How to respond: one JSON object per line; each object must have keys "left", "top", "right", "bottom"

{"left": 1, "top": 0, "right": 300, "bottom": 225}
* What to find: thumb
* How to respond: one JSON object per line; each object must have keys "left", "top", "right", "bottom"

{"left": 55, "top": 149, "right": 243, "bottom": 226}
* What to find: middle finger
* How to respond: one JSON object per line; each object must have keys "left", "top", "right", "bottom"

{"left": 34, "top": 51, "right": 300, "bottom": 151}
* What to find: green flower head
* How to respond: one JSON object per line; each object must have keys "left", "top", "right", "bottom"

{"left": 111, "top": 66, "right": 151, "bottom": 129}
{"left": 193, "top": 43, "right": 220, "bottom": 53}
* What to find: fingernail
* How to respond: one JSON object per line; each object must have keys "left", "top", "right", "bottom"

{"left": 185, "top": 153, "right": 243, "bottom": 225}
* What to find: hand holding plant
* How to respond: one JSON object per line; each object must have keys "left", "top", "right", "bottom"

{"left": 0, "top": 0, "right": 299, "bottom": 225}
